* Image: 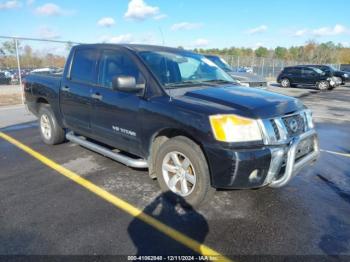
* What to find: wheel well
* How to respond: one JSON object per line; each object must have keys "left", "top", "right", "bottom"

{"left": 148, "top": 128, "right": 206, "bottom": 179}
{"left": 35, "top": 97, "right": 49, "bottom": 113}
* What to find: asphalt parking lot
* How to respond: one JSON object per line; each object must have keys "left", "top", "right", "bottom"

{"left": 0, "top": 86, "right": 349, "bottom": 260}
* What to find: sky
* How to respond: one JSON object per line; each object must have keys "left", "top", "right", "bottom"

{"left": 1, "top": 0, "right": 350, "bottom": 50}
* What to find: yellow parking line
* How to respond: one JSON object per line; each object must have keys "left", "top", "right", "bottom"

{"left": 321, "top": 149, "right": 350, "bottom": 158}
{"left": 0, "top": 131, "right": 231, "bottom": 261}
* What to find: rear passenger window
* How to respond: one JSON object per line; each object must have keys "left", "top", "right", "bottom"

{"left": 284, "top": 68, "right": 299, "bottom": 74}
{"left": 289, "top": 68, "right": 301, "bottom": 74}
{"left": 98, "top": 50, "right": 145, "bottom": 89}
{"left": 70, "top": 49, "right": 98, "bottom": 84}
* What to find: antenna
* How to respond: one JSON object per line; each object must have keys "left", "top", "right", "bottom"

{"left": 158, "top": 27, "right": 165, "bottom": 46}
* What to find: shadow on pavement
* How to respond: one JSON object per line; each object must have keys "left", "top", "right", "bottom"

{"left": 127, "top": 191, "right": 209, "bottom": 256}
{"left": 316, "top": 174, "right": 350, "bottom": 205}
{"left": 319, "top": 215, "right": 350, "bottom": 256}
{"left": 0, "top": 120, "right": 38, "bottom": 132}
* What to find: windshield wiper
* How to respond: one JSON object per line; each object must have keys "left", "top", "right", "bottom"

{"left": 164, "top": 80, "right": 210, "bottom": 88}
{"left": 202, "top": 79, "right": 237, "bottom": 85}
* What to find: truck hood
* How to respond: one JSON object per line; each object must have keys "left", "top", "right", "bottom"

{"left": 182, "top": 85, "right": 304, "bottom": 119}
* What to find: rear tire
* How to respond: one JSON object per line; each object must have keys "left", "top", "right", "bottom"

{"left": 280, "top": 78, "right": 290, "bottom": 88}
{"left": 38, "top": 105, "right": 65, "bottom": 145}
{"left": 154, "top": 136, "right": 214, "bottom": 208}
{"left": 317, "top": 81, "right": 329, "bottom": 91}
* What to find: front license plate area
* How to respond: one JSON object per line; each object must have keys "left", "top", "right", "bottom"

{"left": 295, "top": 137, "right": 314, "bottom": 160}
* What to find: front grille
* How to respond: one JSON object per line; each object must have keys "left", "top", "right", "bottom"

{"left": 282, "top": 114, "right": 305, "bottom": 137}
{"left": 262, "top": 110, "right": 310, "bottom": 144}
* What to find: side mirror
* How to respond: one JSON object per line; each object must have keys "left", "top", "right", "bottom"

{"left": 112, "top": 76, "right": 143, "bottom": 92}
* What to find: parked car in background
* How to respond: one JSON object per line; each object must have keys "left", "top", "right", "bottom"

{"left": 235, "top": 66, "right": 253, "bottom": 73}
{"left": 31, "top": 68, "right": 56, "bottom": 74}
{"left": 30, "top": 67, "right": 64, "bottom": 76}
{"left": 204, "top": 55, "right": 267, "bottom": 88}
{"left": 0, "top": 71, "right": 11, "bottom": 85}
{"left": 340, "top": 64, "right": 350, "bottom": 73}
{"left": 277, "top": 66, "right": 339, "bottom": 90}
{"left": 305, "top": 65, "right": 350, "bottom": 85}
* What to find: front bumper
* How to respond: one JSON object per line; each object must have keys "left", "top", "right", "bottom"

{"left": 267, "top": 129, "right": 319, "bottom": 187}
{"left": 205, "top": 129, "right": 319, "bottom": 189}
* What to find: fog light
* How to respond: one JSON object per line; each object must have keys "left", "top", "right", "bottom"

{"left": 249, "top": 169, "right": 261, "bottom": 182}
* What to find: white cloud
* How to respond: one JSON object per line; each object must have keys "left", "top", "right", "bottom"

{"left": 100, "top": 34, "right": 134, "bottom": 44}
{"left": 294, "top": 29, "right": 308, "bottom": 37}
{"left": 153, "top": 14, "right": 167, "bottom": 20}
{"left": 312, "top": 24, "right": 349, "bottom": 36}
{"left": 97, "top": 17, "right": 115, "bottom": 27}
{"left": 171, "top": 22, "right": 203, "bottom": 31}
{"left": 253, "top": 42, "right": 264, "bottom": 50}
{"left": 124, "top": 0, "right": 161, "bottom": 21}
{"left": 246, "top": 25, "right": 268, "bottom": 35}
{"left": 0, "top": 0, "right": 21, "bottom": 10}
{"left": 294, "top": 24, "right": 350, "bottom": 37}
{"left": 193, "top": 38, "right": 209, "bottom": 47}
{"left": 35, "top": 3, "right": 73, "bottom": 16}
{"left": 99, "top": 33, "right": 161, "bottom": 45}
{"left": 26, "top": 0, "right": 35, "bottom": 6}
{"left": 37, "top": 26, "right": 60, "bottom": 39}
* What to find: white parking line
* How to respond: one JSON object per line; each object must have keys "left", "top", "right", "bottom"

{"left": 0, "top": 104, "right": 25, "bottom": 111}
{"left": 313, "top": 116, "right": 350, "bottom": 122}
{"left": 321, "top": 149, "right": 350, "bottom": 158}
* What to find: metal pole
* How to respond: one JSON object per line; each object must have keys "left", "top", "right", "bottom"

{"left": 261, "top": 58, "right": 264, "bottom": 76}
{"left": 15, "top": 38, "right": 24, "bottom": 105}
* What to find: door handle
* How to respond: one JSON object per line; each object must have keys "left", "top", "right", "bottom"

{"left": 62, "top": 86, "right": 70, "bottom": 92}
{"left": 91, "top": 93, "right": 103, "bottom": 101}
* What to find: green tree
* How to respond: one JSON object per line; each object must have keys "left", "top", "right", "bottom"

{"left": 2, "top": 40, "right": 20, "bottom": 55}
{"left": 274, "top": 46, "right": 288, "bottom": 59}
{"left": 255, "top": 47, "right": 268, "bottom": 57}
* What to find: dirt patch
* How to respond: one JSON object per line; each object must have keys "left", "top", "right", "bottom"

{"left": 0, "top": 93, "right": 22, "bottom": 106}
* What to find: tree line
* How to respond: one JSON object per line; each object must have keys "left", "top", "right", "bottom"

{"left": 193, "top": 41, "right": 350, "bottom": 64}
{"left": 0, "top": 40, "right": 70, "bottom": 69}
{"left": 1, "top": 39, "right": 350, "bottom": 70}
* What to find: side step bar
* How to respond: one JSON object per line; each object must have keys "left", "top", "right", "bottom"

{"left": 66, "top": 131, "right": 148, "bottom": 169}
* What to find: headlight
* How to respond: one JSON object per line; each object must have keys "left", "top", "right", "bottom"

{"left": 305, "top": 110, "right": 314, "bottom": 129}
{"left": 209, "top": 114, "right": 262, "bottom": 142}
{"left": 344, "top": 74, "right": 348, "bottom": 77}
{"left": 238, "top": 81, "right": 250, "bottom": 87}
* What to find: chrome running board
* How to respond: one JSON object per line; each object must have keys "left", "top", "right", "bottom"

{"left": 66, "top": 131, "right": 148, "bottom": 169}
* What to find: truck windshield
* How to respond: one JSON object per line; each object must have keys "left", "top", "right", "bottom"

{"left": 139, "top": 50, "right": 234, "bottom": 88}
{"left": 207, "top": 56, "right": 233, "bottom": 72}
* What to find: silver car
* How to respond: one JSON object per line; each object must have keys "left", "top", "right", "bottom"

{"left": 204, "top": 55, "right": 267, "bottom": 87}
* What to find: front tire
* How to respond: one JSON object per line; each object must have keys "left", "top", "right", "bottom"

{"left": 317, "top": 81, "right": 329, "bottom": 91}
{"left": 155, "top": 136, "right": 214, "bottom": 207}
{"left": 280, "top": 78, "right": 290, "bottom": 88}
{"left": 38, "top": 105, "right": 65, "bottom": 145}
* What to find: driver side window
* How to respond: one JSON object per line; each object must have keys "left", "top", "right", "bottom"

{"left": 98, "top": 50, "right": 145, "bottom": 89}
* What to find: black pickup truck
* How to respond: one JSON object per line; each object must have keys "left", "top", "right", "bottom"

{"left": 24, "top": 44, "right": 319, "bottom": 206}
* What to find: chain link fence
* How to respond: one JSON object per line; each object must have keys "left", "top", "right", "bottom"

{"left": 0, "top": 36, "right": 78, "bottom": 106}
{"left": 219, "top": 55, "right": 341, "bottom": 80}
